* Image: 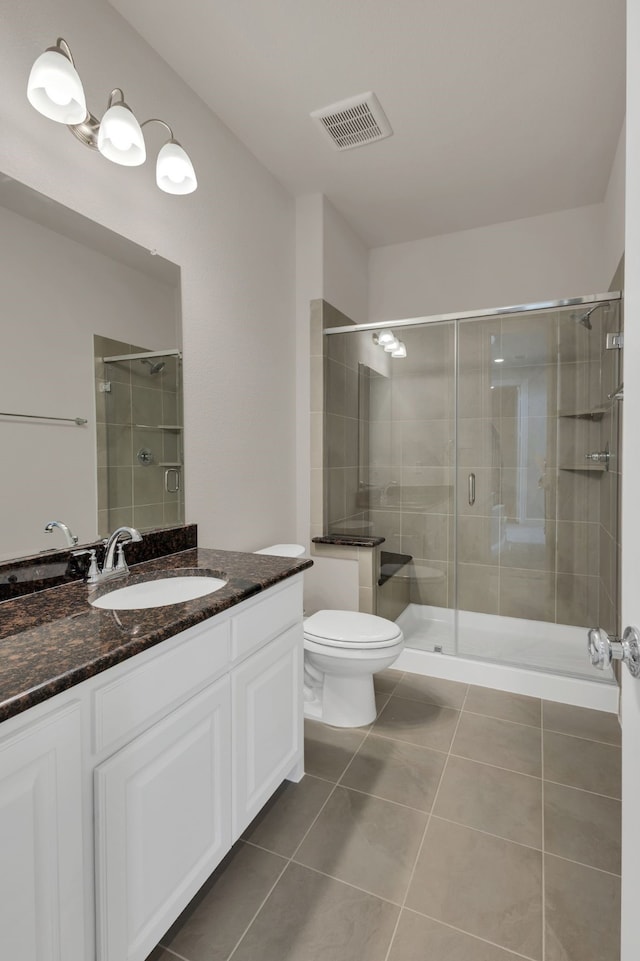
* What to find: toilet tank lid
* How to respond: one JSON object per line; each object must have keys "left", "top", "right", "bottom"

{"left": 304, "top": 610, "right": 402, "bottom": 644}
{"left": 255, "top": 543, "right": 306, "bottom": 557}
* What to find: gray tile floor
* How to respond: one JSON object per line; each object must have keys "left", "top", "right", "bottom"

{"left": 147, "top": 670, "right": 622, "bottom": 961}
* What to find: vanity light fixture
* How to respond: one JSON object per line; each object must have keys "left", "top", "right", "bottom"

{"left": 376, "top": 330, "right": 396, "bottom": 346}
{"left": 383, "top": 337, "right": 400, "bottom": 353}
{"left": 391, "top": 341, "right": 407, "bottom": 358}
{"left": 27, "top": 38, "right": 197, "bottom": 194}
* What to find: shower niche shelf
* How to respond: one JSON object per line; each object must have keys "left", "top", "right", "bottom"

{"left": 557, "top": 407, "right": 606, "bottom": 419}
{"left": 558, "top": 463, "right": 607, "bottom": 472}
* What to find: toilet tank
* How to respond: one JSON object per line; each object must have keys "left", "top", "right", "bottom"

{"left": 254, "top": 544, "right": 306, "bottom": 557}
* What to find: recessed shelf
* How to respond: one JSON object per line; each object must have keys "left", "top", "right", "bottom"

{"left": 557, "top": 407, "right": 607, "bottom": 420}
{"left": 558, "top": 464, "right": 606, "bottom": 472}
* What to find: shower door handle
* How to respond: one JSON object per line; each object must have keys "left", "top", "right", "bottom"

{"left": 588, "top": 626, "right": 640, "bottom": 678}
{"left": 165, "top": 468, "right": 181, "bottom": 493}
{"left": 468, "top": 473, "right": 476, "bottom": 506}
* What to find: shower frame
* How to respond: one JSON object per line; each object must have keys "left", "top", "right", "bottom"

{"left": 322, "top": 290, "right": 622, "bottom": 690}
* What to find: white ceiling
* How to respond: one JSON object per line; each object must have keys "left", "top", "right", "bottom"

{"left": 110, "top": 0, "right": 625, "bottom": 248}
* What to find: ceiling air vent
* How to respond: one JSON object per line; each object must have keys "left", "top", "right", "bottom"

{"left": 310, "top": 92, "right": 393, "bottom": 151}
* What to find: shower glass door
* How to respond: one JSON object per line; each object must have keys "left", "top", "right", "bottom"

{"left": 366, "top": 321, "right": 457, "bottom": 655}
{"left": 455, "top": 300, "right": 620, "bottom": 679}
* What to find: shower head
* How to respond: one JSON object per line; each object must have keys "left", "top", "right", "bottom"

{"left": 141, "top": 358, "right": 165, "bottom": 374}
{"left": 573, "top": 302, "right": 609, "bottom": 331}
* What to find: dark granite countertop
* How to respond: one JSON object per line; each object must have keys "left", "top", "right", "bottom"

{"left": 0, "top": 547, "right": 312, "bottom": 724}
{"left": 312, "top": 535, "right": 385, "bottom": 548}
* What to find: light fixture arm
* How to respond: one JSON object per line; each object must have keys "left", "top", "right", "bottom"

{"left": 54, "top": 37, "right": 74, "bottom": 64}
{"left": 141, "top": 118, "right": 175, "bottom": 140}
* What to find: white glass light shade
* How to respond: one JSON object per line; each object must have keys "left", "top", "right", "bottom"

{"left": 98, "top": 104, "right": 146, "bottom": 166}
{"left": 377, "top": 329, "right": 395, "bottom": 346}
{"left": 27, "top": 49, "right": 86, "bottom": 124}
{"left": 156, "top": 141, "right": 197, "bottom": 194}
{"left": 391, "top": 342, "right": 407, "bottom": 358}
{"left": 384, "top": 337, "right": 400, "bottom": 353}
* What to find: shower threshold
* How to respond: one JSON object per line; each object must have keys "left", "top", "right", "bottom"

{"left": 393, "top": 604, "right": 618, "bottom": 711}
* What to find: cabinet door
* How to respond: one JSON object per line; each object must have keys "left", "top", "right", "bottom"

{"left": 95, "top": 677, "right": 231, "bottom": 961}
{"left": 0, "top": 703, "right": 85, "bottom": 961}
{"left": 232, "top": 624, "right": 302, "bottom": 837}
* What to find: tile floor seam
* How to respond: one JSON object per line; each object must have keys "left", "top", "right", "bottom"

{"left": 543, "top": 776, "right": 621, "bottom": 802}
{"left": 366, "top": 729, "right": 450, "bottom": 758}
{"left": 156, "top": 945, "right": 192, "bottom": 961}
{"left": 381, "top": 684, "right": 472, "bottom": 961}
{"left": 224, "top": 858, "right": 290, "bottom": 961}
{"left": 462, "top": 708, "right": 543, "bottom": 731}
{"left": 448, "top": 750, "right": 543, "bottom": 780}
{"left": 542, "top": 727, "right": 621, "bottom": 748}
{"left": 542, "top": 850, "right": 621, "bottom": 879}
{"left": 285, "top": 857, "right": 404, "bottom": 908}
{"left": 387, "top": 692, "right": 463, "bottom": 713}
{"left": 391, "top": 692, "right": 467, "bottom": 712}
{"left": 428, "top": 813, "right": 544, "bottom": 854}
{"left": 332, "top": 780, "right": 438, "bottom": 815}
{"left": 401, "top": 906, "right": 539, "bottom": 961}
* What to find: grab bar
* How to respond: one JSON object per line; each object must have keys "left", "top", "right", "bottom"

{"left": 0, "top": 411, "right": 87, "bottom": 425}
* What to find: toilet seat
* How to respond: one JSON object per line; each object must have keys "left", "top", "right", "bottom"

{"left": 304, "top": 610, "right": 403, "bottom": 650}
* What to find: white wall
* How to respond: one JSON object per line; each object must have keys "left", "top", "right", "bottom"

{"left": 322, "top": 197, "right": 369, "bottom": 324}
{"left": 603, "top": 120, "right": 626, "bottom": 286}
{"left": 368, "top": 203, "right": 607, "bottom": 322}
{"left": 0, "top": 0, "right": 296, "bottom": 555}
{"left": 0, "top": 204, "right": 177, "bottom": 560}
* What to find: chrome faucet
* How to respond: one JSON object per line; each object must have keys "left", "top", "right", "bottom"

{"left": 81, "top": 526, "right": 143, "bottom": 585}
{"left": 44, "top": 520, "right": 78, "bottom": 547}
{"left": 102, "top": 526, "right": 143, "bottom": 579}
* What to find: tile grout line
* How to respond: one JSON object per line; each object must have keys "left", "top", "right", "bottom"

{"left": 401, "top": 906, "right": 539, "bottom": 961}
{"left": 224, "top": 854, "right": 290, "bottom": 961}
{"left": 227, "top": 705, "right": 390, "bottom": 961}
{"left": 156, "top": 945, "right": 192, "bottom": 961}
{"left": 381, "top": 683, "right": 471, "bottom": 961}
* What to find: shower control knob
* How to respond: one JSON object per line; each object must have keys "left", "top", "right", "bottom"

{"left": 587, "top": 626, "right": 640, "bottom": 678}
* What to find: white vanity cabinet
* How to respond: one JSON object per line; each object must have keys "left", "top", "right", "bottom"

{"left": 95, "top": 676, "right": 232, "bottom": 961}
{"left": 0, "top": 573, "right": 304, "bottom": 961}
{"left": 0, "top": 702, "right": 85, "bottom": 961}
{"left": 93, "top": 574, "right": 304, "bottom": 961}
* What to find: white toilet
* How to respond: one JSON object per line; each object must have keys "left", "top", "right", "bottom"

{"left": 255, "top": 544, "right": 404, "bottom": 728}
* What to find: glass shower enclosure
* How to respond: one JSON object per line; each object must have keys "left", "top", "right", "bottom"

{"left": 323, "top": 294, "right": 621, "bottom": 682}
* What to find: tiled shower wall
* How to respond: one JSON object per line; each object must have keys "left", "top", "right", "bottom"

{"left": 95, "top": 335, "right": 184, "bottom": 537}
{"left": 322, "top": 299, "right": 621, "bottom": 631}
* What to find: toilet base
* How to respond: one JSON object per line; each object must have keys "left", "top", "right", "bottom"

{"left": 305, "top": 671, "right": 377, "bottom": 728}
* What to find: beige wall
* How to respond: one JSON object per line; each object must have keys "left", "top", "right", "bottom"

{"left": 368, "top": 203, "right": 609, "bottom": 324}
{"left": 2, "top": 0, "right": 296, "bottom": 558}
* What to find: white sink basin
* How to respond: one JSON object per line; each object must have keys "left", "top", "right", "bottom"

{"left": 90, "top": 575, "right": 227, "bottom": 610}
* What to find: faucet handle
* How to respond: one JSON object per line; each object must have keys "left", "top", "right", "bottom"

{"left": 114, "top": 543, "right": 130, "bottom": 575}
{"left": 70, "top": 548, "right": 100, "bottom": 583}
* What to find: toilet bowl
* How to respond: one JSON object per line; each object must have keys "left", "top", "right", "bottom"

{"left": 255, "top": 544, "right": 404, "bottom": 728}
{"left": 303, "top": 610, "right": 404, "bottom": 727}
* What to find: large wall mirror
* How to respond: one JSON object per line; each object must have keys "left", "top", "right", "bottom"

{"left": 0, "top": 174, "right": 183, "bottom": 562}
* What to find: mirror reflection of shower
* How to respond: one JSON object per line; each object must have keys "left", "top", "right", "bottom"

{"left": 572, "top": 301, "right": 609, "bottom": 330}
{"left": 140, "top": 358, "right": 166, "bottom": 375}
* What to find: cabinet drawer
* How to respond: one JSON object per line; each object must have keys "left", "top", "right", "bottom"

{"left": 93, "top": 618, "right": 230, "bottom": 754}
{"left": 230, "top": 578, "right": 302, "bottom": 663}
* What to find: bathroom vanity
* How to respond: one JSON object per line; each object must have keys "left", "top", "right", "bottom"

{"left": 0, "top": 546, "right": 311, "bottom": 961}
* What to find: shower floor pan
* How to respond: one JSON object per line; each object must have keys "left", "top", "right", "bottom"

{"left": 393, "top": 604, "right": 618, "bottom": 711}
